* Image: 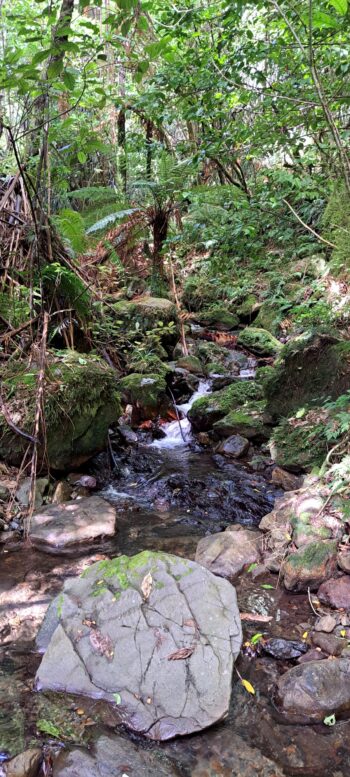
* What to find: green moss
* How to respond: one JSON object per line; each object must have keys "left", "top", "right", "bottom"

{"left": 253, "top": 302, "right": 281, "bottom": 335}
{"left": 195, "top": 341, "right": 230, "bottom": 368}
{"left": 236, "top": 294, "right": 258, "bottom": 321}
{"left": 194, "top": 305, "right": 239, "bottom": 330}
{"left": 119, "top": 373, "right": 167, "bottom": 411}
{"left": 270, "top": 414, "right": 328, "bottom": 471}
{"left": 286, "top": 541, "right": 337, "bottom": 571}
{"left": 213, "top": 405, "right": 269, "bottom": 440}
{"left": 176, "top": 355, "right": 204, "bottom": 374}
{"left": 0, "top": 352, "right": 121, "bottom": 470}
{"left": 206, "top": 362, "right": 226, "bottom": 374}
{"left": 237, "top": 327, "right": 282, "bottom": 356}
{"left": 188, "top": 379, "right": 265, "bottom": 432}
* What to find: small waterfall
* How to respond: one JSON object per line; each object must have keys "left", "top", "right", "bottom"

{"left": 151, "top": 380, "right": 212, "bottom": 449}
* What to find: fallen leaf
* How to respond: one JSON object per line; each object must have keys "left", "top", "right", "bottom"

{"left": 340, "top": 629, "right": 346, "bottom": 637}
{"left": 167, "top": 646, "right": 195, "bottom": 660}
{"left": 241, "top": 679, "right": 255, "bottom": 695}
{"left": 113, "top": 692, "right": 121, "bottom": 705}
{"left": 141, "top": 571, "right": 153, "bottom": 600}
{"left": 240, "top": 612, "right": 273, "bottom": 623}
{"left": 89, "top": 629, "right": 114, "bottom": 660}
{"left": 302, "top": 631, "right": 308, "bottom": 639}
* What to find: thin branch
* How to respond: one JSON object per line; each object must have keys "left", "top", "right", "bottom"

{"left": 282, "top": 198, "right": 336, "bottom": 248}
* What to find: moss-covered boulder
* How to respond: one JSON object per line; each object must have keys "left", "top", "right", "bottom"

{"left": 282, "top": 540, "right": 338, "bottom": 592}
{"left": 119, "top": 373, "right": 169, "bottom": 424}
{"left": 237, "top": 327, "right": 282, "bottom": 356}
{"left": 188, "top": 380, "right": 265, "bottom": 434}
{"left": 112, "top": 295, "right": 179, "bottom": 354}
{"left": 195, "top": 341, "right": 239, "bottom": 372}
{"left": 0, "top": 353, "right": 121, "bottom": 470}
{"left": 236, "top": 294, "right": 259, "bottom": 323}
{"left": 269, "top": 409, "right": 330, "bottom": 471}
{"left": 175, "top": 355, "right": 205, "bottom": 375}
{"left": 213, "top": 405, "right": 270, "bottom": 440}
{"left": 253, "top": 302, "right": 281, "bottom": 335}
{"left": 265, "top": 332, "right": 350, "bottom": 420}
{"left": 193, "top": 305, "right": 239, "bottom": 331}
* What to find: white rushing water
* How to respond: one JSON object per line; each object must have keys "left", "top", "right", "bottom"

{"left": 151, "top": 379, "right": 212, "bottom": 449}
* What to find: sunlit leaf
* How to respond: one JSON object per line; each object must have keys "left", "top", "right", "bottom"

{"left": 241, "top": 679, "right": 256, "bottom": 695}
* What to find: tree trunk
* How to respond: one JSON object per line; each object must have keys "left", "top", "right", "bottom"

{"left": 152, "top": 209, "right": 168, "bottom": 278}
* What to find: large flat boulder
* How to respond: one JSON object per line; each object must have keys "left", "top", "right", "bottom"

{"left": 30, "top": 496, "right": 116, "bottom": 552}
{"left": 35, "top": 551, "right": 242, "bottom": 740}
{"left": 275, "top": 658, "right": 350, "bottom": 723}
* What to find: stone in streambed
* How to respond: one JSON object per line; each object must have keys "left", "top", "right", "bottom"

{"left": 271, "top": 467, "right": 302, "bottom": 492}
{"left": 262, "top": 638, "right": 307, "bottom": 660}
{"left": 314, "top": 614, "right": 337, "bottom": 633}
{"left": 52, "top": 734, "right": 175, "bottom": 777}
{"left": 275, "top": 658, "right": 350, "bottom": 723}
{"left": 35, "top": 551, "right": 242, "bottom": 741}
{"left": 318, "top": 576, "right": 350, "bottom": 610}
{"left": 195, "top": 525, "right": 260, "bottom": 581}
{"left": 311, "top": 631, "right": 344, "bottom": 656}
{"left": 5, "top": 748, "right": 42, "bottom": 777}
{"left": 215, "top": 434, "right": 250, "bottom": 459}
{"left": 338, "top": 551, "right": 350, "bottom": 574}
{"left": 30, "top": 496, "right": 116, "bottom": 552}
{"left": 281, "top": 541, "right": 338, "bottom": 592}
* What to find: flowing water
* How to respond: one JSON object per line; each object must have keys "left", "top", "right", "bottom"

{"left": 1, "top": 378, "right": 350, "bottom": 776}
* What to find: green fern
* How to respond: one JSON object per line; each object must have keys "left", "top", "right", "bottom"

{"left": 52, "top": 209, "right": 87, "bottom": 255}
{"left": 86, "top": 208, "right": 139, "bottom": 235}
{"left": 67, "top": 186, "right": 118, "bottom": 204}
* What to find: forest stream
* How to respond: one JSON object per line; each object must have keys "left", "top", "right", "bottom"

{"left": 1, "top": 371, "right": 350, "bottom": 777}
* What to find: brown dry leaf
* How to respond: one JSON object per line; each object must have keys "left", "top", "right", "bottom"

{"left": 167, "top": 646, "right": 195, "bottom": 661}
{"left": 89, "top": 629, "right": 114, "bottom": 660}
{"left": 141, "top": 571, "right": 153, "bottom": 601}
{"left": 240, "top": 612, "right": 273, "bottom": 623}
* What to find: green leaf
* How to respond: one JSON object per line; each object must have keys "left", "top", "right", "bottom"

{"left": 77, "top": 151, "right": 87, "bottom": 164}
{"left": 260, "top": 584, "right": 274, "bottom": 590}
{"left": 113, "top": 692, "right": 122, "bottom": 704}
{"left": 31, "top": 49, "right": 51, "bottom": 64}
{"left": 323, "top": 714, "right": 336, "bottom": 726}
{"left": 328, "top": 0, "right": 347, "bottom": 13}
{"left": 251, "top": 633, "right": 264, "bottom": 645}
{"left": 47, "top": 59, "right": 63, "bottom": 79}
{"left": 37, "top": 719, "right": 61, "bottom": 738}
{"left": 62, "top": 70, "right": 76, "bottom": 91}
{"left": 247, "top": 562, "right": 258, "bottom": 573}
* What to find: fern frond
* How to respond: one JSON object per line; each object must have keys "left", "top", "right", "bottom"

{"left": 67, "top": 186, "right": 118, "bottom": 204}
{"left": 86, "top": 208, "right": 139, "bottom": 235}
{"left": 52, "top": 209, "right": 87, "bottom": 255}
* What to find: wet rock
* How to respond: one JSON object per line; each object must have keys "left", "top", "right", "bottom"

{"left": 237, "top": 327, "right": 283, "bottom": 356}
{"left": 282, "top": 541, "right": 338, "bottom": 592}
{"left": 30, "top": 496, "right": 116, "bottom": 552}
{"left": 75, "top": 475, "right": 97, "bottom": 489}
{"left": 117, "top": 425, "right": 138, "bottom": 444}
{"left": 297, "top": 648, "right": 327, "bottom": 664}
{"left": 36, "top": 551, "right": 242, "bottom": 740}
{"left": 262, "top": 638, "right": 307, "bottom": 660}
{"left": 0, "top": 484, "right": 10, "bottom": 501}
{"left": 5, "top": 747, "right": 41, "bottom": 777}
{"left": 271, "top": 467, "right": 302, "bottom": 492}
{"left": 119, "top": 373, "right": 170, "bottom": 424}
{"left": 314, "top": 614, "right": 337, "bottom": 633}
{"left": 52, "top": 481, "right": 73, "bottom": 504}
{"left": 195, "top": 525, "right": 261, "bottom": 581}
{"left": 311, "top": 631, "right": 344, "bottom": 656}
{"left": 188, "top": 379, "right": 265, "bottom": 433}
{"left": 275, "top": 657, "right": 350, "bottom": 723}
{"left": 52, "top": 734, "right": 175, "bottom": 777}
{"left": 169, "top": 369, "right": 199, "bottom": 403}
{"left": 338, "top": 551, "right": 350, "bottom": 574}
{"left": 318, "top": 576, "right": 350, "bottom": 610}
{"left": 15, "top": 478, "right": 48, "bottom": 508}
{"left": 175, "top": 355, "right": 204, "bottom": 375}
{"left": 216, "top": 434, "right": 250, "bottom": 459}
{"left": 197, "top": 432, "right": 211, "bottom": 446}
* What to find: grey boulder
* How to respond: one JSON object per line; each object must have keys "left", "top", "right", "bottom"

{"left": 30, "top": 496, "right": 116, "bottom": 552}
{"left": 195, "top": 525, "right": 260, "bottom": 581}
{"left": 275, "top": 657, "right": 350, "bottom": 723}
{"left": 35, "top": 551, "right": 242, "bottom": 740}
{"left": 52, "top": 734, "right": 175, "bottom": 777}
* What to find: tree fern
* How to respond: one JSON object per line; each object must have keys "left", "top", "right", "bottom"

{"left": 52, "top": 209, "right": 87, "bottom": 255}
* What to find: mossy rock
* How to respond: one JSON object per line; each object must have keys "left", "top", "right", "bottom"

{"left": 270, "top": 405, "right": 331, "bottom": 471}
{"left": 125, "top": 355, "right": 170, "bottom": 378}
{"left": 207, "top": 362, "right": 227, "bottom": 375}
{"left": 188, "top": 380, "right": 265, "bottom": 433}
{"left": 282, "top": 540, "right": 338, "bottom": 591}
{"left": 237, "top": 327, "right": 282, "bottom": 356}
{"left": 253, "top": 302, "right": 281, "bottom": 335}
{"left": 195, "top": 341, "right": 231, "bottom": 368}
{"left": 265, "top": 332, "right": 350, "bottom": 420}
{"left": 112, "top": 296, "right": 179, "bottom": 354}
{"left": 0, "top": 352, "right": 121, "bottom": 470}
{"left": 193, "top": 305, "right": 239, "bottom": 331}
{"left": 236, "top": 294, "right": 259, "bottom": 322}
{"left": 176, "top": 355, "right": 205, "bottom": 375}
{"left": 213, "top": 405, "right": 269, "bottom": 440}
{"left": 119, "top": 372, "right": 169, "bottom": 423}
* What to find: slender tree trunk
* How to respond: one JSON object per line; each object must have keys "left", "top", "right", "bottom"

{"left": 152, "top": 209, "right": 169, "bottom": 278}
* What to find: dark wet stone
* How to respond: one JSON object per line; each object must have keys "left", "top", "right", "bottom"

{"left": 216, "top": 435, "right": 250, "bottom": 459}
{"left": 311, "top": 631, "right": 344, "bottom": 656}
{"left": 36, "top": 551, "right": 242, "bottom": 741}
{"left": 297, "top": 648, "right": 327, "bottom": 664}
{"left": 275, "top": 657, "right": 350, "bottom": 723}
{"left": 262, "top": 637, "right": 307, "bottom": 659}
{"left": 52, "top": 735, "right": 176, "bottom": 777}
{"left": 318, "top": 576, "right": 350, "bottom": 610}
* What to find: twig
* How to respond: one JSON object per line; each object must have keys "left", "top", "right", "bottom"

{"left": 307, "top": 586, "right": 320, "bottom": 616}
{"left": 24, "top": 311, "right": 49, "bottom": 539}
{"left": 0, "top": 386, "right": 38, "bottom": 443}
{"left": 282, "top": 198, "right": 336, "bottom": 248}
